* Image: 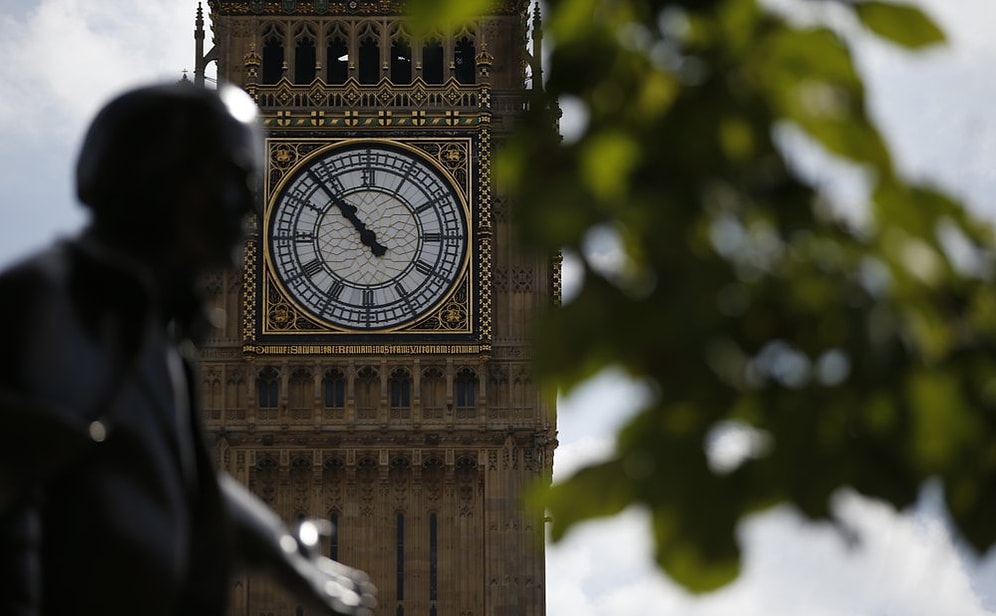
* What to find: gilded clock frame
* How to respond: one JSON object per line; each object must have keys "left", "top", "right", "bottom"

{"left": 244, "top": 135, "right": 490, "bottom": 356}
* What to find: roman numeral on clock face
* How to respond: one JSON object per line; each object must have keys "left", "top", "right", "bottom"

{"left": 423, "top": 233, "right": 463, "bottom": 242}
{"left": 328, "top": 279, "right": 344, "bottom": 300}
{"left": 302, "top": 259, "right": 324, "bottom": 278}
{"left": 415, "top": 260, "right": 433, "bottom": 276}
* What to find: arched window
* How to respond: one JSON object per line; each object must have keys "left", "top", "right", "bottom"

{"left": 355, "top": 366, "right": 379, "bottom": 420}
{"left": 261, "top": 26, "right": 284, "bottom": 84}
{"left": 389, "top": 369, "right": 411, "bottom": 419}
{"left": 487, "top": 365, "right": 508, "bottom": 418}
{"left": 455, "top": 367, "right": 477, "bottom": 415}
{"left": 422, "top": 39, "right": 443, "bottom": 84}
{"left": 294, "top": 34, "right": 316, "bottom": 83}
{"left": 323, "top": 369, "right": 345, "bottom": 409}
{"left": 323, "top": 457, "right": 345, "bottom": 483}
{"left": 423, "top": 456, "right": 444, "bottom": 500}
{"left": 390, "top": 369, "right": 411, "bottom": 408}
{"left": 257, "top": 366, "right": 280, "bottom": 408}
{"left": 356, "top": 455, "right": 378, "bottom": 483}
{"left": 329, "top": 510, "right": 340, "bottom": 560}
{"left": 358, "top": 36, "right": 380, "bottom": 84}
{"left": 327, "top": 36, "right": 348, "bottom": 84}
{"left": 391, "top": 38, "right": 412, "bottom": 84}
{"left": 288, "top": 368, "right": 311, "bottom": 409}
{"left": 254, "top": 454, "right": 278, "bottom": 504}
{"left": 512, "top": 367, "right": 532, "bottom": 417}
{"left": 203, "top": 373, "right": 222, "bottom": 411}
{"left": 454, "top": 37, "right": 475, "bottom": 84}
{"left": 421, "top": 367, "right": 444, "bottom": 419}
{"left": 290, "top": 455, "right": 311, "bottom": 490}
{"left": 226, "top": 369, "right": 246, "bottom": 415}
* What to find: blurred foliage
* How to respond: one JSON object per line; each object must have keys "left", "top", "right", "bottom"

{"left": 411, "top": 0, "right": 996, "bottom": 594}
{"left": 403, "top": 0, "right": 492, "bottom": 36}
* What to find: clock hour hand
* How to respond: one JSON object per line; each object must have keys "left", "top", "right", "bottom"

{"left": 327, "top": 193, "right": 387, "bottom": 257}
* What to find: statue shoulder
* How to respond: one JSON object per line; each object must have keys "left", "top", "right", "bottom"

{"left": 0, "top": 240, "right": 140, "bottom": 422}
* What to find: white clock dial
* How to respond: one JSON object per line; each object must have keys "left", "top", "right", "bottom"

{"left": 268, "top": 142, "right": 469, "bottom": 330}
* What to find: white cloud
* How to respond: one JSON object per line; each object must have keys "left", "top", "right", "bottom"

{"left": 547, "top": 508, "right": 682, "bottom": 616}
{"left": 0, "top": 1, "right": 198, "bottom": 265}
{"left": 549, "top": 378, "right": 996, "bottom": 614}
{"left": 556, "top": 368, "right": 652, "bottom": 444}
{"left": 853, "top": 4, "right": 996, "bottom": 219}
{"left": 548, "top": 493, "right": 996, "bottom": 616}
{"left": 0, "top": 0, "right": 197, "bottom": 142}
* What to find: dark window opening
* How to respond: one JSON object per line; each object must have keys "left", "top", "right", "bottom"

{"left": 454, "top": 37, "right": 475, "bottom": 84}
{"left": 390, "top": 39, "right": 412, "bottom": 84}
{"left": 330, "top": 512, "right": 339, "bottom": 561}
{"left": 389, "top": 370, "right": 411, "bottom": 408}
{"left": 422, "top": 40, "right": 443, "bottom": 84}
{"left": 327, "top": 37, "right": 348, "bottom": 84}
{"left": 257, "top": 367, "right": 279, "bottom": 408}
{"left": 358, "top": 37, "right": 380, "bottom": 84}
{"left": 323, "top": 370, "right": 345, "bottom": 408}
{"left": 455, "top": 369, "right": 477, "bottom": 408}
{"left": 295, "top": 37, "right": 316, "bottom": 83}
{"left": 262, "top": 34, "right": 284, "bottom": 84}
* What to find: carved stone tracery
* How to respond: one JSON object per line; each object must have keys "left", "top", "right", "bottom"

{"left": 199, "top": 2, "right": 554, "bottom": 614}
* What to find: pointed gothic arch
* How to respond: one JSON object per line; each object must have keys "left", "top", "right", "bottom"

{"left": 293, "top": 25, "right": 317, "bottom": 84}
{"left": 261, "top": 23, "right": 285, "bottom": 84}
{"left": 454, "top": 36, "right": 476, "bottom": 84}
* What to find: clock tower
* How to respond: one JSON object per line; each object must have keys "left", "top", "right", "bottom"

{"left": 194, "top": 2, "right": 557, "bottom": 615}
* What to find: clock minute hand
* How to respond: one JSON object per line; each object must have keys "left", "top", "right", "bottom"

{"left": 327, "top": 193, "right": 387, "bottom": 257}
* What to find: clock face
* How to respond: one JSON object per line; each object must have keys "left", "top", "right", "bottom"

{"left": 267, "top": 142, "right": 469, "bottom": 330}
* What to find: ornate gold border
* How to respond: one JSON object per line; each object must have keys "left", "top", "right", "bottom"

{"left": 209, "top": 0, "right": 529, "bottom": 16}
{"left": 248, "top": 136, "right": 489, "bottom": 346}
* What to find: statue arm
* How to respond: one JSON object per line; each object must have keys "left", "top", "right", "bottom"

{"left": 0, "top": 389, "right": 96, "bottom": 616}
{"left": 0, "top": 481, "right": 41, "bottom": 616}
{"left": 218, "top": 473, "right": 376, "bottom": 615}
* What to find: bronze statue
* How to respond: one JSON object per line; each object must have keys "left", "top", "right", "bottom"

{"left": 0, "top": 83, "right": 375, "bottom": 616}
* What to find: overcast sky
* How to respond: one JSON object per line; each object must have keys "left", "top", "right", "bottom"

{"left": 2, "top": 1, "right": 996, "bottom": 614}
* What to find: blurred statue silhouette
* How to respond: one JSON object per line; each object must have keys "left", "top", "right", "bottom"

{"left": 0, "top": 83, "right": 375, "bottom": 616}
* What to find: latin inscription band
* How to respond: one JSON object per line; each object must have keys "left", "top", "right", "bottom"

{"left": 246, "top": 344, "right": 484, "bottom": 355}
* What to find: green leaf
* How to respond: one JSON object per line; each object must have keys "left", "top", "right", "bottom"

{"left": 853, "top": 2, "right": 946, "bottom": 49}
{"left": 403, "top": 0, "right": 491, "bottom": 34}
{"left": 751, "top": 26, "right": 892, "bottom": 168}
{"left": 538, "top": 458, "right": 635, "bottom": 541}
{"left": 653, "top": 504, "right": 741, "bottom": 593}
{"left": 548, "top": 0, "right": 600, "bottom": 43}
{"left": 908, "top": 370, "right": 980, "bottom": 472}
{"left": 504, "top": 0, "right": 996, "bottom": 595}
{"left": 580, "top": 130, "right": 640, "bottom": 202}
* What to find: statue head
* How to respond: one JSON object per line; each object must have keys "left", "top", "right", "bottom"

{"left": 76, "top": 83, "right": 263, "bottom": 271}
